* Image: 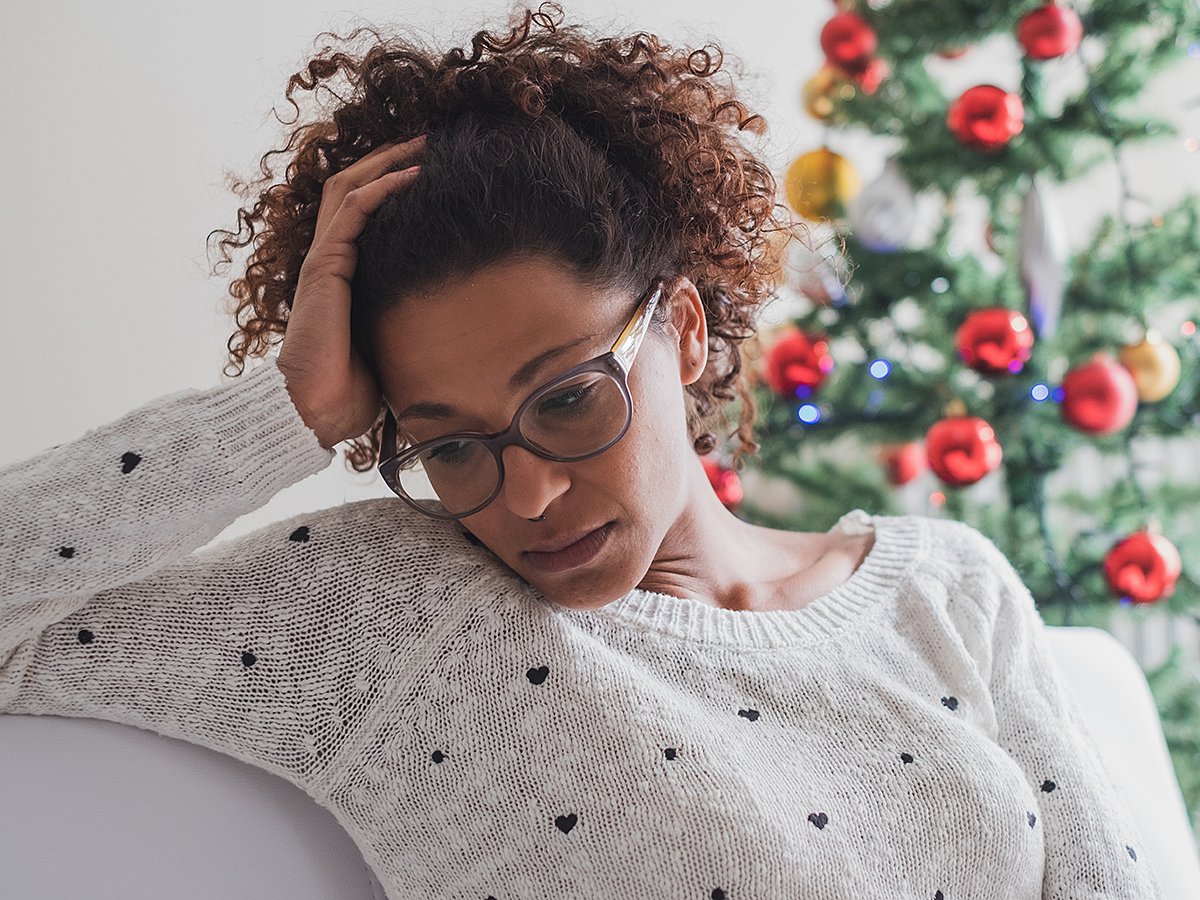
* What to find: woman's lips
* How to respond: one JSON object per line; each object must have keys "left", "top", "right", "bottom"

{"left": 524, "top": 523, "right": 614, "bottom": 573}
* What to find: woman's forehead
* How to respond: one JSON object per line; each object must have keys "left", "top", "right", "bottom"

{"left": 372, "top": 258, "right": 628, "bottom": 413}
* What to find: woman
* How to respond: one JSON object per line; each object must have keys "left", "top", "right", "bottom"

{"left": 0, "top": 7, "right": 1161, "bottom": 898}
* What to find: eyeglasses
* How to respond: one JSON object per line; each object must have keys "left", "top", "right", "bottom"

{"left": 378, "top": 279, "right": 665, "bottom": 519}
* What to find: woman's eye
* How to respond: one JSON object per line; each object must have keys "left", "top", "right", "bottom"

{"left": 537, "top": 383, "right": 596, "bottom": 417}
{"left": 425, "top": 440, "right": 474, "bottom": 467}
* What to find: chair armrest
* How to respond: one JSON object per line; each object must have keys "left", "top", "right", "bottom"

{"left": 0, "top": 715, "right": 384, "bottom": 900}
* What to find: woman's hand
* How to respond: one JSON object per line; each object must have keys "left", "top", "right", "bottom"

{"left": 277, "top": 137, "right": 425, "bottom": 449}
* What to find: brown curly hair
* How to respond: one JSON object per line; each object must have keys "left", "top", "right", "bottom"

{"left": 213, "top": 3, "right": 787, "bottom": 470}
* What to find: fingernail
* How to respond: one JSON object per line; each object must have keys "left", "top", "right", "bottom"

{"left": 401, "top": 165, "right": 420, "bottom": 173}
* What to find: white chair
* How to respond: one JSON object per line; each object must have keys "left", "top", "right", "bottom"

{"left": 1, "top": 626, "right": 1197, "bottom": 899}
{"left": 0, "top": 715, "right": 384, "bottom": 900}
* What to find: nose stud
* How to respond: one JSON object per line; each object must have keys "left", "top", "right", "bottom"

{"left": 528, "top": 515, "right": 546, "bottom": 522}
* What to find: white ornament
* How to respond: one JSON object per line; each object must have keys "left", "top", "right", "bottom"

{"left": 1019, "top": 177, "right": 1068, "bottom": 338}
{"left": 847, "top": 158, "right": 917, "bottom": 253}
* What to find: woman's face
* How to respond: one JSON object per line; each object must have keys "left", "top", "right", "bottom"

{"left": 371, "top": 256, "right": 708, "bottom": 610}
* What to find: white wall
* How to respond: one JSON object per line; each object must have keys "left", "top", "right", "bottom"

{"left": 1, "top": 0, "right": 1197, "bottom": 545}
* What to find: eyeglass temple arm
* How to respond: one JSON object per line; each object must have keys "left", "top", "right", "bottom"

{"left": 382, "top": 407, "right": 398, "bottom": 455}
{"left": 610, "top": 283, "right": 664, "bottom": 374}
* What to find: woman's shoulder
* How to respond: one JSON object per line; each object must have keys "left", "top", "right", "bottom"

{"left": 189, "top": 497, "right": 517, "bottom": 594}
{"left": 860, "top": 512, "right": 1026, "bottom": 609}
{"left": 835, "top": 511, "right": 1015, "bottom": 588}
{"left": 855, "top": 511, "right": 1002, "bottom": 560}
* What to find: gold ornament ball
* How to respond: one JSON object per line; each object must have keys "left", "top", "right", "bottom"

{"left": 801, "top": 68, "right": 844, "bottom": 121}
{"left": 1119, "top": 332, "right": 1181, "bottom": 402}
{"left": 785, "top": 148, "right": 862, "bottom": 221}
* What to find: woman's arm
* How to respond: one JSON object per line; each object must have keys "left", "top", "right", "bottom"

{"left": 0, "top": 362, "right": 331, "bottom": 616}
{"left": 0, "top": 134, "right": 423, "bottom": 677}
{"left": 0, "top": 361, "right": 343, "bottom": 774}
{"left": 0, "top": 135, "right": 430, "bottom": 781}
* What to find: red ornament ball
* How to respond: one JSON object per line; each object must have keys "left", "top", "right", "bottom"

{"left": 880, "top": 442, "right": 927, "bottom": 486}
{"left": 702, "top": 457, "right": 744, "bottom": 510}
{"left": 1059, "top": 356, "right": 1139, "bottom": 435}
{"left": 924, "top": 417, "right": 1003, "bottom": 488}
{"left": 820, "top": 12, "right": 877, "bottom": 77}
{"left": 852, "top": 58, "right": 889, "bottom": 95}
{"left": 955, "top": 308, "right": 1034, "bottom": 375}
{"left": 764, "top": 329, "right": 835, "bottom": 398}
{"left": 947, "top": 86, "right": 1024, "bottom": 152}
{"left": 1103, "top": 531, "right": 1182, "bottom": 603}
{"left": 1017, "top": 3, "right": 1084, "bottom": 60}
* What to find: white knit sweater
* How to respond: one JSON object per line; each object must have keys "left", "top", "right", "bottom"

{"left": 0, "top": 360, "right": 1162, "bottom": 899}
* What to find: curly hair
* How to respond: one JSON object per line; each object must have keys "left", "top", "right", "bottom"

{"left": 213, "top": 3, "right": 787, "bottom": 469}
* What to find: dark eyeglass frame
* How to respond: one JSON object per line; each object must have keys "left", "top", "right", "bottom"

{"left": 378, "top": 279, "right": 666, "bottom": 519}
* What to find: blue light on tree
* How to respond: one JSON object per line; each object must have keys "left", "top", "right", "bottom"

{"left": 798, "top": 404, "right": 822, "bottom": 424}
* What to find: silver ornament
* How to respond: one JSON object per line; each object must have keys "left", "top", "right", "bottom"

{"left": 1019, "top": 177, "right": 1068, "bottom": 338}
{"left": 847, "top": 158, "right": 917, "bottom": 253}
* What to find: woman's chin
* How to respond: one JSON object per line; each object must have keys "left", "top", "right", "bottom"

{"left": 483, "top": 519, "right": 641, "bottom": 610}
{"left": 518, "top": 562, "right": 641, "bottom": 612}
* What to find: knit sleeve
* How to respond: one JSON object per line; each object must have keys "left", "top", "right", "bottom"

{"left": 969, "top": 530, "right": 1164, "bottom": 900}
{"left": 0, "top": 361, "right": 338, "bottom": 775}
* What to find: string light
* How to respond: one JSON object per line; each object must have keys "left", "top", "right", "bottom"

{"left": 1186, "top": 138, "right": 1198, "bottom": 152}
{"left": 1183, "top": 321, "right": 1196, "bottom": 337}
{"left": 1051, "top": 387, "right": 1066, "bottom": 402}
{"left": 930, "top": 492, "right": 946, "bottom": 507}
{"left": 1030, "top": 383, "right": 1051, "bottom": 401}
{"left": 795, "top": 384, "right": 813, "bottom": 399}
{"left": 931, "top": 277, "right": 950, "bottom": 293}
{"left": 869, "top": 359, "right": 891, "bottom": 378}
{"left": 798, "top": 404, "right": 822, "bottom": 424}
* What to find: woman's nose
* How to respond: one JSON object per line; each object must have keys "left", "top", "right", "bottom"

{"left": 498, "top": 445, "right": 570, "bottom": 520}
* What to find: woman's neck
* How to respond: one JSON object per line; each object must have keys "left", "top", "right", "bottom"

{"left": 636, "top": 461, "right": 873, "bottom": 612}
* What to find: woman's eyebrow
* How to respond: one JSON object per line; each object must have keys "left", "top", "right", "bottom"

{"left": 394, "top": 400, "right": 459, "bottom": 422}
{"left": 507, "top": 334, "right": 596, "bottom": 392}
{"left": 395, "top": 334, "right": 600, "bottom": 423}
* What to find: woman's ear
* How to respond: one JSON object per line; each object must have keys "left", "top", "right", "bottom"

{"left": 668, "top": 278, "right": 708, "bottom": 386}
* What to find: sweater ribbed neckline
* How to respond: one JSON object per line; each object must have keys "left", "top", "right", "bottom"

{"left": 571, "top": 512, "right": 927, "bottom": 650}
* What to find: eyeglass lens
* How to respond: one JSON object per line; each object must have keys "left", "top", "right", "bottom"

{"left": 395, "top": 367, "right": 630, "bottom": 516}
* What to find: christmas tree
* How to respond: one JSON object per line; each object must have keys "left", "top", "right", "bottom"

{"left": 722, "top": 0, "right": 1200, "bottom": 835}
